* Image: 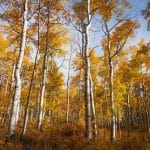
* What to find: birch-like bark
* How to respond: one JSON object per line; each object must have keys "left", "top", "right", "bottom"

{"left": 0, "top": 79, "right": 9, "bottom": 124}
{"left": 104, "top": 20, "right": 116, "bottom": 141}
{"left": 145, "top": 92, "right": 150, "bottom": 133}
{"left": 9, "top": 64, "right": 16, "bottom": 99}
{"left": 146, "top": 99, "right": 150, "bottom": 133}
{"left": 21, "top": 0, "right": 40, "bottom": 136}
{"left": 89, "top": 74, "right": 98, "bottom": 139}
{"left": 36, "top": 90, "right": 41, "bottom": 119}
{"left": 37, "top": 1, "right": 50, "bottom": 130}
{"left": 2, "top": 61, "right": 16, "bottom": 124}
{"left": 109, "top": 60, "right": 116, "bottom": 141}
{"left": 66, "top": 47, "right": 73, "bottom": 123}
{"left": 4, "top": 80, "right": 8, "bottom": 96}
{"left": 141, "top": 63, "right": 150, "bottom": 133}
{"left": 84, "top": 0, "right": 92, "bottom": 141}
{"left": 127, "top": 84, "right": 131, "bottom": 137}
{"left": 76, "top": 70, "right": 82, "bottom": 124}
{"left": 8, "top": 0, "right": 28, "bottom": 136}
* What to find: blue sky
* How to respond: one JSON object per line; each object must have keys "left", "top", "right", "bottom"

{"left": 128, "top": 0, "right": 149, "bottom": 43}
{"left": 0, "top": 0, "right": 149, "bottom": 54}
{"left": 0, "top": 0, "right": 149, "bottom": 82}
{"left": 88, "top": 0, "right": 150, "bottom": 55}
{"left": 62, "top": 0, "right": 150, "bottom": 82}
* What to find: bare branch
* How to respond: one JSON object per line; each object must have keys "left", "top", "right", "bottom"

{"left": 56, "top": 56, "right": 66, "bottom": 70}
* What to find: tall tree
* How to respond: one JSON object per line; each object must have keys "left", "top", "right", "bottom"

{"left": 95, "top": 0, "right": 139, "bottom": 140}
{"left": 72, "top": 0, "right": 93, "bottom": 141}
{"left": 83, "top": 0, "right": 92, "bottom": 141}
{"left": 37, "top": 0, "right": 50, "bottom": 130}
{"left": 66, "top": 46, "right": 73, "bottom": 123}
{"left": 8, "top": 0, "right": 28, "bottom": 137}
{"left": 21, "top": 0, "right": 41, "bottom": 136}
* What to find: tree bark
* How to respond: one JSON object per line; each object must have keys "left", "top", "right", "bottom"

{"left": 127, "top": 85, "right": 131, "bottom": 137}
{"left": 76, "top": 70, "right": 82, "bottom": 124}
{"left": 66, "top": 47, "right": 73, "bottom": 123}
{"left": 84, "top": 0, "right": 92, "bottom": 141}
{"left": 143, "top": 86, "right": 150, "bottom": 133}
{"left": 8, "top": 0, "right": 28, "bottom": 137}
{"left": 37, "top": 1, "right": 50, "bottom": 130}
{"left": 104, "top": 20, "right": 116, "bottom": 141}
{"left": 21, "top": 0, "right": 40, "bottom": 136}
{"left": 109, "top": 60, "right": 116, "bottom": 141}
{"left": 89, "top": 74, "right": 98, "bottom": 139}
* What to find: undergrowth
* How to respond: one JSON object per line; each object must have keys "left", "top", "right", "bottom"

{"left": 0, "top": 124, "right": 150, "bottom": 150}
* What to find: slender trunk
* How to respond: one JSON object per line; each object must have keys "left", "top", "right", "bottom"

{"left": 144, "top": 87, "right": 150, "bottom": 133}
{"left": 29, "top": 109, "right": 34, "bottom": 121}
{"left": 66, "top": 47, "right": 72, "bottom": 123}
{"left": 109, "top": 60, "right": 116, "bottom": 141}
{"left": 10, "top": 63, "right": 16, "bottom": 96}
{"left": 100, "top": 107, "right": 104, "bottom": 128}
{"left": 21, "top": 0, "right": 40, "bottom": 136}
{"left": 104, "top": 20, "right": 116, "bottom": 141}
{"left": 57, "top": 97, "right": 59, "bottom": 123}
{"left": 89, "top": 74, "right": 98, "bottom": 139}
{"left": 81, "top": 26, "right": 85, "bottom": 56}
{"left": 37, "top": 2, "right": 50, "bottom": 130}
{"left": 84, "top": 0, "right": 92, "bottom": 141}
{"left": 127, "top": 86, "right": 131, "bottom": 137}
{"left": 1, "top": 63, "right": 16, "bottom": 125}
{"left": 66, "top": 84, "right": 70, "bottom": 124}
{"left": 76, "top": 70, "right": 82, "bottom": 124}
{"left": 4, "top": 80, "right": 9, "bottom": 96}
{"left": 8, "top": 62, "right": 16, "bottom": 110}
{"left": 36, "top": 91, "right": 41, "bottom": 119}
{"left": 8, "top": 0, "right": 28, "bottom": 136}
{"left": 0, "top": 80, "right": 9, "bottom": 124}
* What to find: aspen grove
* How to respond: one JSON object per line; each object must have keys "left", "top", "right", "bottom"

{"left": 0, "top": 0, "right": 150, "bottom": 149}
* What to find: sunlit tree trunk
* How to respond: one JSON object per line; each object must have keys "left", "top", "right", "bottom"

{"left": 66, "top": 47, "right": 72, "bottom": 123}
{"left": 37, "top": 1, "right": 50, "bottom": 130}
{"left": 8, "top": 0, "right": 28, "bottom": 137}
{"left": 109, "top": 60, "right": 116, "bottom": 141}
{"left": 104, "top": 20, "right": 116, "bottom": 141}
{"left": 76, "top": 70, "right": 83, "bottom": 124}
{"left": 0, "top": 79, "right": 10, "bottom": 124}
{"left": 4, "top": 80, "right": 8, "bottom": 96}
{"left": 1, "top": 61, "right": 16, "bottom": 125}
{"left": 21, "top": 0, "right": 40, "bottom": 136}
{"left": 145, "top": 95, "right": 150, "bottom": 133}
{"left": 143, "top": 85, "right": 150, "bottom": 133}
{"left": 36, "top": 91, "right": 41, "bottom": 119}
{"left": 0, "top": 79, "right": 8, "bottom": 124}
{"left": 84, "top": 0, "right": 92, "bottom": 141}
{"left": 9, "top": 63, "right": 16, "bottom": 100}
{"left": 127, "top": 84, "right": 131, "bottom": 137}
{"left": 89, "top": 74, "right": 98, "bottom": 139}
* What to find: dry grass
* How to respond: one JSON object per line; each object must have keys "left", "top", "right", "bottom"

{"left": 0, "top": 124, "right": 150, "bottom": 150}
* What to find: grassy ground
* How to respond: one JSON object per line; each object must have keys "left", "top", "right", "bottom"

{"left": 0, "top": 124, "right": 150, "bottom": 150}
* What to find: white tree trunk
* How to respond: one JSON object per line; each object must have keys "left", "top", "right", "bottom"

{"left": 109, "top": 60, "right": 116, "bottom": 141}
{"left": 90, "top": 74, "right": 98, "bottom": 139}
{"left": 66, "top": 47, "right": 73, "bottom": 123}
{"left": 84, "top": 0, "right": 92, "bottom": 141}
{"left": 21, "top": 0, "right": 40, "bottom": 136}
{"left": 127, "top": 89, "right": 131, "bottom": 137}
{"left": 8, "top": 0, "right": 28, "bottom": 136}
{"left": 104, "top": 20, "right": 116, "bottom": 141}
{"left": 37, "top": 2, "right": 50, "bottom": 130}
{"left": 4, "top": 80, "right": 9, "bottom": 96}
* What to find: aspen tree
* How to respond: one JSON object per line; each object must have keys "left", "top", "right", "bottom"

{"left": 8, "top": 0, "right": 28, "bottom": 137}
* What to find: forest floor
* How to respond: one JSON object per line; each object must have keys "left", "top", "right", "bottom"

{"left": 0, "top": 124, "right": 150, "bottom": 150}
